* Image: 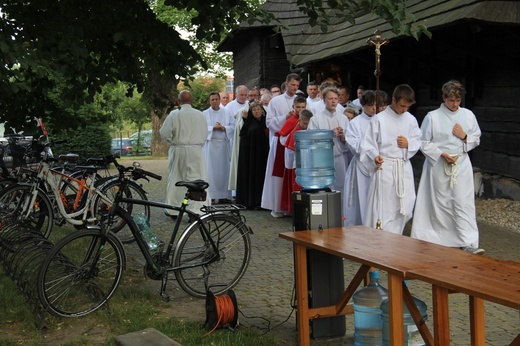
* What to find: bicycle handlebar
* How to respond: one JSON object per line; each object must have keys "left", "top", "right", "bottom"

{"left": 138, "top": 169, "right": 162, "bottom": 181}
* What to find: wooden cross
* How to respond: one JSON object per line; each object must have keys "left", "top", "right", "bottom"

{"left": 367, "top": 29, "right": 388, "bottom": 113}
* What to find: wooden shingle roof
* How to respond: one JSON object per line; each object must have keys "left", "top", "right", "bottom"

{"left": 220, "top": 0, "right": 520, "bottom": 67}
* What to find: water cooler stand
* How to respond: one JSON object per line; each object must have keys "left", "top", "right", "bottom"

{"left": 292, "top": 190, "right": 346, "bottom": 339}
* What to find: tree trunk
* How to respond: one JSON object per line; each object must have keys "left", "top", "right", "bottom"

{"left": 145, "top": 70, "right": 179, "bottom": 157}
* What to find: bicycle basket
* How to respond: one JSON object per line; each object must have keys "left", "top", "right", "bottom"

{"left": 188, "top": 190, "right": 207, "bottom": 201}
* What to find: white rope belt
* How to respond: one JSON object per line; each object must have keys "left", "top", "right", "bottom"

{"left": 443, "top": 153, "right": 462, "bottom": 189}
{"left": 383, "top": 157, "right": 406, "bottom": 215}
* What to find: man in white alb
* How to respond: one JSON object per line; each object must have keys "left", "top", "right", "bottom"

{"left": 359, "top": 84, "right": 421, "bottom": 234}
{"left": 261, "top": 73, "right": 302, "bottom": 217}
{"left": 160, "top": 90, "right": 209, "bottom": 218}
{"left": 411, "top": 80, "right": 484, "bottom": 255}
{"left": 203, "top": 92, "right": 234, "bottom": 203}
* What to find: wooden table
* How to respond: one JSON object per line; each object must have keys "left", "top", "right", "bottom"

{"left": 279, "top": 226, "right": 435, "bottom": 346}
{"left": 407, "top": 256, "right": 520, "bottom": 346}
{"left": 279, "top": 226, "right": 520, "bottom": 346}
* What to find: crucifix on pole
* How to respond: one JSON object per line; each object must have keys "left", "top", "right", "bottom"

{"left": 367, "top": 29, "right": 388, "bottom": 113}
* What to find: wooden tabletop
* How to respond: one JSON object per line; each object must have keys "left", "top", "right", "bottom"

{"left": 407, "top": 258, "right": 520, "bottom": 310}
{"left": 280, "top": 226, "right": 520, "bottom": 309}
{"left": 280, "top": 226, "right": 464, "bottom": 275}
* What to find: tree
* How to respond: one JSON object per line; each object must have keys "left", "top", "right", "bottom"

{"left": 179, "top": 78, "right": 226, "bottom": 111}
{"left": 0, "top": 0, "right": 428, "bottom": 144}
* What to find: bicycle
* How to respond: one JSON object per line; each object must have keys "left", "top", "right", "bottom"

{"left": 55, "top": 153, "right": 153, "bottom": 243}
{"left": 37, "top": 163, "right": 253, "bottom": 318}
{"left": 0, "top": 143, "right": 156, "bottom": 242}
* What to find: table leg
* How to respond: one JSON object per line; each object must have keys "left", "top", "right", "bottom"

{"left": 294, "top": 243, "right": 310, "bottom": 346}
{"left": 388, "top": 274, "right": 404, "bottom": 344}
{"left": 469, "top": 296, "right": 485, "bottom": 346}
{"left": 432, "top": 285, "right": 450, "bottom": 346}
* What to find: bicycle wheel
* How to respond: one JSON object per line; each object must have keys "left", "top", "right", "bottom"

{"left": 92, "top": 179, "right": 149, "bottom": 244}
{"left": 173, "top": 213, "right": 252, "bottom": 298}
{"left": 37, "top": 228, "right": 126, "bottom": 318}
{"left": 0, "top": 184, "right": 54, "bottom": 238}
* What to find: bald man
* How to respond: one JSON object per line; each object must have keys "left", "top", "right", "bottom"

{"left": 160, "top": 90, "right": 209, "bottom": 218}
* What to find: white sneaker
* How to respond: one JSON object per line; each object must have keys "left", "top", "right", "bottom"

{"left": 460, "top": 246, "right": 485, "bottom": 255}
{"left": 270, "top": 211, "right": 285, "bottom": 218}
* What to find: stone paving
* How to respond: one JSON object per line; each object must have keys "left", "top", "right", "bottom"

{"left": 133, "top": 159, "right": 519, "bottom": 345}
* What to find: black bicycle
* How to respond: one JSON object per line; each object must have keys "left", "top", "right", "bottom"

{"left": 37, "top": 163, "right": 253, "bottom": 318}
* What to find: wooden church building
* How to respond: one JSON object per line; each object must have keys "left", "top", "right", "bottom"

{"left": 218, "top": 0, "right": 520, "bottom": 192}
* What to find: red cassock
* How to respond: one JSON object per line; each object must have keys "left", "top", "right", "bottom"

{"left": 280, "top": 122, "right": 303, "bottom": 214}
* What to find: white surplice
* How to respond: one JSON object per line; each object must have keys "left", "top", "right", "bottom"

{"left": 410, "top": 104, "right": 481, "bottom": 247}
{"left": 359, "top": 107, "right": 421, "bottom": 234}
{"left": 342, "top": 112, "right": 373, "bottom": 226}
{"left": 307, "top": 108, "right": 349, "bottom": 193}
{"left": 159, "top": 104, "right": 209, "bottom": 215}
{"left": 203, "top": 107, "right": 234, "bottom": 200}
{"left": 261, "top": 93, "right": 296, "bottom": 213}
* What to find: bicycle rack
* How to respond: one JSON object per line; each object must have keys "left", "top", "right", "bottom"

{"left": 0, "top": 215, "right": 56, "bottom": 328}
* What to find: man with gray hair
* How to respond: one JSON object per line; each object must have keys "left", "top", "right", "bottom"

{"left": 225, "top": 85, "right": 249, "bottom": 120}
{"left": 160, "top": 90, "right": 209, "bottom": 218}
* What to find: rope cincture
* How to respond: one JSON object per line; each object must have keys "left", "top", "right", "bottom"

{"left": 393, "top": 158, "right": 406, "bottom": 215}
{"left": 375, "top": 165, "right": 383, "bottom": 229}
{"left": 444, "top": 153, "right": 462, "bottom": 189}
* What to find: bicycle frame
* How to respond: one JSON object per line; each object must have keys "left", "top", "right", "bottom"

{"left": 20, "top": 160, "right": 113, "bottom": 226}
{"left": 116, "top": 197, "right": 220, "bottom": 271}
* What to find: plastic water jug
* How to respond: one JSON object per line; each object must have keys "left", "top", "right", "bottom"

{"left": 295, "top": 129, "right": 335, "bottom": 190}
{"left": 353, "top": 270, "right": 388, "bottom": 345}
{"left": 380, "top": 282, "right": 428, "bottom": 345}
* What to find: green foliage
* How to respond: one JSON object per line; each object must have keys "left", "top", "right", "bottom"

{"left": 0, "top": 0, "right": 202, "bottom": 131}
{"left": 0, "top": 0, "right": 429, "bottom": 136}
{"left": 51, "top": 125, "right": 112, "bottom": 163}
{"left": 295, "top": 0, "right": 431, "bottom": 37}
{"left": 181, "top": 78, "right": 227, "bottom": 110}
{"left": 153, "top": 1, "right": 234, "bottom": 78}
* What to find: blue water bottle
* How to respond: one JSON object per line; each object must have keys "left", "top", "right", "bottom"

{"left": 380, "top": 281, "right": 428, "bottom": 345}
{"left": 353, "top": 270, "right": 388, "bottom": 345}
{"left": 294, "top": 129, "right": 335, "bottom": 190}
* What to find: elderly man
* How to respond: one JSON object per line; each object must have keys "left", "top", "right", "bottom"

{"left": 225, "top": 85, "right": 249, "bottom": 120}
{"left": 160, "top": 90, "right": 209, "bottom": 218}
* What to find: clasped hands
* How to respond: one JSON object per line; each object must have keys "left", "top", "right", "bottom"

{"left": 333, "top": 126, "right": 346, "bottom": 142}
{"left": 213, "top": 122, "right": 226, "bottom": 131}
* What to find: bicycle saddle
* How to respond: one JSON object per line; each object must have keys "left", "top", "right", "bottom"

{"left": 86, "top": 157, "right": 107, "bottom": 166}
{"left": 176, "top": 180, "right": 209, "bottom": 192}
{"left": 58, "top": 154, "right": 79, "bottom": 162}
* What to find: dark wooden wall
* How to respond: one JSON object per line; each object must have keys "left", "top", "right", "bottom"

{"left": 228, "top": 22, "right": 520, "bottom": 180}
{"left": 309, "top": 22, "right": 520, "bottom": 180}
{"left": 232, "top": 30, "right": 290, "bottom": 91}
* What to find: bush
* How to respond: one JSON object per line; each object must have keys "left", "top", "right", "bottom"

{"left": 51, "top": 124, "right": 112, "bottom": 163}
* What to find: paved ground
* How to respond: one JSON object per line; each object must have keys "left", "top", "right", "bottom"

{"left": 130, "top": 159, "right": 519, "bottom": 345}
